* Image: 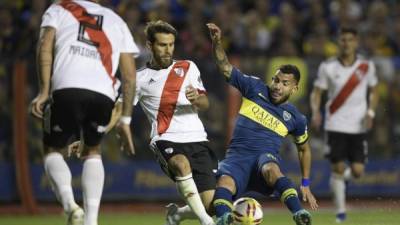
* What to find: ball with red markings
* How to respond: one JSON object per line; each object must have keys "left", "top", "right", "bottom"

{"left": 232, "top": 197, "right": 263, "bottom": 225}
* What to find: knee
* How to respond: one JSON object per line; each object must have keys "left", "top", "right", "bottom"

{"left": 352, "top": 168, "right": 364, "bottom": 178}
{"left": 217, "top": 175, "right": 236, "bottom": 194}
{"left": 168, "top": 154, "right": 190, "bottom": 176}
{"left": 261, "top": 163, "right": 283, "bottom": 186}
{"left": 332, "top": 163, "right": 346, "bottom": 174}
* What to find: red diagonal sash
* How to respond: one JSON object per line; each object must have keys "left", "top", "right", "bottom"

{"left": 157, "top": 61, "right": 190, "bottom": 134}
{"left": 60, "top": 1, "right": 116, "bottom": 84}
{"left": 329, "top": 63, "right": 369, "bottom": 114}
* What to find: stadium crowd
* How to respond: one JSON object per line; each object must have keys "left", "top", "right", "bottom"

{"left": 1, "top": 0, "right": 400, "bottom": 162}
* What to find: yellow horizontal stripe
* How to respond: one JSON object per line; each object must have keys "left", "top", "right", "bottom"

{"left": 213, "top": 199, "right": 233, "bottom": 209}
{"left": 239, "top": 98, "right": 288, "bottom": 137}
{"left": 295, "top": 133, "right": 309, "bottom": 144}
{"left": 280, "top": 188, "right": 298, "bottom": 202}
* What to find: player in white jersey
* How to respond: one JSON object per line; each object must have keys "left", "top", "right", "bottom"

{"left": 310, "top": 27, "right": 379, "bottom": 223}
{"left": 30, "top": 1, "right": 139, "bottom": 225}
{"left": 134, "top": 20, "right": 216, "bottom": 225}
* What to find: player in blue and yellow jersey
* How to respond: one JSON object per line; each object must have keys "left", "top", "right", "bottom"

{"left": 206, "top": 23, "right": 318, "bottom": 225}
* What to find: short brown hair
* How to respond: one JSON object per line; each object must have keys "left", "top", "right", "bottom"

{"left": 144, "top": 20, "right": 178, "bottom": 43}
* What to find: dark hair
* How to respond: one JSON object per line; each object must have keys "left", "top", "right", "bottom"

{"left": 279, "top": 64, "right": 300, "bottom": 84}
{"left": 144, "top": 20, "right": 178, "bottom": 43}
{"left": 339, "top": 27, "right": 358, "bottom": 36}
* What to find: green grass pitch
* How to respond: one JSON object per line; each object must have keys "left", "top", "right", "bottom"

{"left": 0, "top": 210, "right": 399, "bottom": 225}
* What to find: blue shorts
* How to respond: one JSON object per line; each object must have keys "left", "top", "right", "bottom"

{"left": 217, "top": 149, "right": 282, "bottom": 197}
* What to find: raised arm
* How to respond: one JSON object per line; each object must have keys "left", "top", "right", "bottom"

{"left": 31, "top": 27, "right": 55, "bottom": 118}
{"left": 206, "top": 23, "right": 233, "bottom": 79}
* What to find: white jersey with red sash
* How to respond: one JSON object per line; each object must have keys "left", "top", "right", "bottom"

{"left": 134, "top": 60, "right": 208, "bottom": 143}
{"left": 314, "top": 56, "right": 377, "bottom": 133}
{"left": 41, "top": 0, "right": 139, "bottom": 101}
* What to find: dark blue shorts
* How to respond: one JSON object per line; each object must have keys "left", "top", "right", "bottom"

{"left": 216, "top": 149, "right": 282, "bottom": 197}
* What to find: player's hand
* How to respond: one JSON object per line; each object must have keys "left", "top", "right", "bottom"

{"left": 68, "top": 140, "right": 83, "bottom": 158}
{"left": 30, "top": 93, "right": 49, "bottom": 119}
{"left": 365, "top": 113, "right": 374, "bottom": 130}
{"left": 206, "top": 23, "right": 222, "bottom": 43}
{"left": 300, "top": 186, "right": 318, "bottom": 210}
{"left": 310, "top": 112, "right": 322, "bottom": 132}
{"left": 185, "top": 85, "right": 199, "bottom": 103}
{"left": 116, "top": 123, "right": 135, "bottom": 156}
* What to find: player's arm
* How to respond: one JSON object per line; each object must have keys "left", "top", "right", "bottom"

{"left": 185, "top": 86, "right": 209, "bottom": 111}
{"left": 206, "top": 23, "right": 233, "bottom": 79}
{"left": 31, "top": 27, "right": 55, "bottom": 118}
{"left": 296, "top": 141, "right": 318, "bottom": 210}
{"left": 117, "top": 53, "right": 137, "bottom": 155}
{"left": 309, "top": 86, "right": 324, "bottom": 131}
{"left": 366, "top": 85, "right": 379, "bottom": 129}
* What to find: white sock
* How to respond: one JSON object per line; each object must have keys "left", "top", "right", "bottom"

{"left": 343, "top": 167, "right": 352, "bottom": 181}
{"left": 330, "top": 173, "right": 346, "bottom": 214}
{"left": 176, "top": 174, "right": 213, "bottom": 225}
{"left": 82, "top": 156, "right": 104, "bottom": 225}
{"left": 44, "top": 152, "right": 78, "bottom": 213}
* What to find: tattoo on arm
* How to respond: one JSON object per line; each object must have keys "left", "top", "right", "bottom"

{"left": 212, "top": 41, "right": 233, "bottom": 79}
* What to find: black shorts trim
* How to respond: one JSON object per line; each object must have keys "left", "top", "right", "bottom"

{"left": 150, "top": 140, "right": 217, "bottom": 193}
{"left": 43, "top": 88, "right": 115, "bottom": 148}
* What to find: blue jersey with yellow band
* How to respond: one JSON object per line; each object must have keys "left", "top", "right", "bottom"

{"left": 228, "top": 68, "right": 308, "bottom": 154}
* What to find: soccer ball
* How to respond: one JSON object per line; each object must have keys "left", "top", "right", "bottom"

{"left": 232, "top": 197, "right": 263, "bottom": 225}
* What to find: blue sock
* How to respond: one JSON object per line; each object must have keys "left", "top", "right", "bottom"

{"left": 213, "top": 187, "right": 233, "bottom": 218}
{"left": 274, "top": 177, "right": 302, "bottom": 214}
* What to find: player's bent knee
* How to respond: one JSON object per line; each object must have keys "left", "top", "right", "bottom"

{"left": 168, "top": 154, "right": 191, "bottom": 175}
{"left": 352, "top": 169, "right": 364, "bottom": 178}
{"left": 217, "top": 175, "right": 236, "bottom": 193}
{"left": 261, "top": 163, "right": 283, "bottom": 185}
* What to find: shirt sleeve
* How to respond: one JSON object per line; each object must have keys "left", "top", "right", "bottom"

{"left": 119, "top": 22, "right": 140, "bottom": 57}
{"left": 228, "top": 67, "right": 261, "bottom": 98}
{"left": 313, "top": 62, "right": 329, "bottom": 90}
{"left": 291, "top": 114, "right": 309, "bottom": 145}
{"left": 40, "top": 4, "right": 63, "bottom": 29}
{"left": 188, "top": 62, "right": 206, "bottom": 94}
{"left": 367, "top": 61, "right": 378, "bottom": 87}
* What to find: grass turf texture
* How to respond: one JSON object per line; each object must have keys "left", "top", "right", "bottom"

{"left": 0, "top": 210, "right": 399, "bottom": 225}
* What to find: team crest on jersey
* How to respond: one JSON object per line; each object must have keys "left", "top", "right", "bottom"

{"left": 174, "top": 67, "right": 185, "bottom": 77}
{"left": 283, "top": 111, "right": 291, "bottom": 121}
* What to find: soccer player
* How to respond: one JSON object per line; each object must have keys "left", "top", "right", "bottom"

{"left": 310, "top": 27, "right": 379, "bottom": 223}
{"left": 30, "top": 1, "right": 139, "bottom": 225}
{"left": 134, "top": 20, "right": 216, "bottom": 225}
{"left": 206, "top": 23, "right": 318, "bottom": 225}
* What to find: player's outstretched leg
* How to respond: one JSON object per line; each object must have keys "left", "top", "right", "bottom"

{"left": 175, "top": 174, "right": 215, "bottom": 225}
{"left": 274, "top": 177, "right": 312, "bottom": 225}
{"left": 213, "top": 187, "right": 234, "bottom": 225}
{"left": 44, "top": 152, "right": 83, "bottom": 225}
{"left": 82, "top": 155, "right": 104, "bottom": 225}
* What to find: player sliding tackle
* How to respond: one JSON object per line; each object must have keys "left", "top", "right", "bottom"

{"left": 206, "top": 23, "right": 318, "bottom": 225}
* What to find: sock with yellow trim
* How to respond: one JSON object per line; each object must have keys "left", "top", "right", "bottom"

{"left": 213, "top": 187, "right": 233, "bottom": 218}
{"left": 274, "top": 177, "right": 302, "bottom": 214}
